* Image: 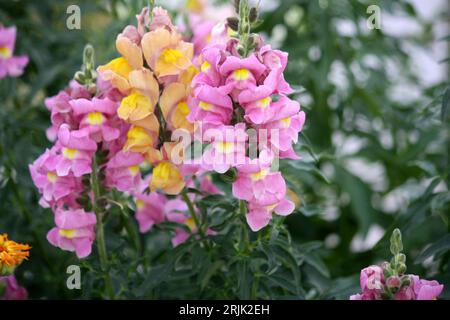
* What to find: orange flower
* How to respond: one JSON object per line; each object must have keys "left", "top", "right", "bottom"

{"left": 160, "top": 83, "right": 194, "bottom": 132}
{"left": 141, "top": 28, "right": 194, "bottom": 80}
{"left": 150, "top": 161, "right": 185, "bottom": 195}
{"left": 0, "top": 234, "right": 31, "bottom": 273}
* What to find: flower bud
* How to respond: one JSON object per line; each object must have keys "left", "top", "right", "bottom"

{"left": 249, "top": 7, "right": 259, "bottom": 23}
{"left": 397, "top": 253, "right": 406, "bottom": 263}
{"left": 390, "top": 228, "right": 403, "bottom": 255}
{"left": 386, "top": 276, "right": 401, "bottom": 289}
{"left": 83, "top": 44, "right": 95, "bottom": 70}
{"left": 234, "top": 0, "right": 241, "bottom": 13}
{"left": 227, "top": 17, "right": 240, "bottom": 32}
{"left": 237, "top": 44, "right": 246, "bottom": 57}
{"left": 397, "top": 263, "right": 406, "bottom": 274}
{"left": 400, "top": 275, "right": 411, "bottom": 287}
{"left": 74, "top": 71, "right": 86, "bottom": 85}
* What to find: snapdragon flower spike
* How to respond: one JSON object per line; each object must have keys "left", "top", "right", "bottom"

{"left": 46, "top": 208, "right": 97, "bottom": 258}
{"left": 70, "top": 97, "right": 121, "bottom": 142}
{"left": 0, "top": 25, "right": 28, "bottom": 79}
{"left": 105, "top": 150, "right": 144, "bottom": 192}
{"left": 54, "top": 124, "right": 97, "bottom": 177}
{"left": 201, "top": 123, "right": 248, "bottom": 174}
{"left": 29, "top": 149, "right": 83, "bottom": 206}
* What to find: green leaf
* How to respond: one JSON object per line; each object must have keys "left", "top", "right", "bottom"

{"left": 334, "top": 164, "right": 375, "bottom": 235}
{"left": 300, "top": 252, "right": 330, "bottom": 278}
{"left": 415, "top": 234, "right": 450, "bottom": 264}
{"left": 442, "top": 87, "right": 450, "bottom": 122}
{"left": 200, "top": 260, "right": 224, "bottom": 290}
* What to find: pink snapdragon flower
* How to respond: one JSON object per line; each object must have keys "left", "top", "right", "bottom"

{"left": 245, "top": 198, "right": 295, "bottom": 232}
{"left": 219, "top": 54, "right": 266, "bottom": 100}
{"left": 232, "top": 150, "right": 285, "bottom": 203}
{"left": 47, "top": 208, "right": 97, "bottom": 258}
{"left": 191, "top": 20, "right": 215, "bottom": 55}
{"left": 256, "top": 44, "right": 293, "bottom": 95}
{"left": 105, "top": 150, "right": 144, "bottom": 192}
{"left": 350, "top": 264, "right": 444, "bottom": 300}
{"left": 201, "top": 123, "right": 248, "bottom": 173}
{"left": 0, "top": 275, "right": 28, "bottom": 300}
{"left": 45, "top": 80, "right": 92, "bottom": 141}
{"left": 193, "top": 45, "right": 225, "bottom": 88}
{"left": 70, "top": 97, "right": 120, "bottom": 142}
{"left": 54, "top": 124, "right": 97, "bottom": 177}
{"left": 29, "top": 149, "right": 83, "bottom": 206}
{"left": 395, "top": 275, "right": 444, "bottom": 300}
{"left": 0, "top": 25, "right": 28, "bottom": 79}
{"left": 187, "top": 84, "right": 233, "bottom": 127}
{"left": 259, "top": 96, "right": 305, "bottom": 159}
{"left": 134, "top": 191, "right": 167, "bottom": 233}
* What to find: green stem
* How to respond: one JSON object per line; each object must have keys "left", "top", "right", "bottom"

{"left": 181, "top": 189, "right": 204, "bottom": 237}
{"left": 91, "top": 155, "right": 114, "bottom": 299}
{"left": 239, "top": 200, "right": 249, "bottom": 252}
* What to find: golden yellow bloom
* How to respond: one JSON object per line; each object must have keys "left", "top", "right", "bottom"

{"left": 119, "top": 91, "right": 156, "bottom": 122}
{"left": 97, "top": 57, "right": 133, "bottom": 93}
{"left": 150, "top": 161, "right": 185, "bottom": 195}
{"left": 160, "top": 82, "right": 194, "bottom": 132}
{"left": 123, "top": 126, "right": 157, "bottom": 154}
{"left": 128, "top": 69, "right": 160, "bottom": 103}
{"left": 177, "top": 64, "right": 198, "bottom": 86}
{"left": 0, "top": 234, "right": 31, "bottom": 273}
{"left": 141, "top": 28, "right": 194, "bottom": 79}
{"left": 116, "top": 34, "right": 143, "bottom": 70}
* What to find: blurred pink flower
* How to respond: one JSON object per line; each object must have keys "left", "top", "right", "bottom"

{"left": 0, "top": 275, "right": 28, "bottom": 300}
{"left": 0, "top": 25, "right": 28, "bottom": 79}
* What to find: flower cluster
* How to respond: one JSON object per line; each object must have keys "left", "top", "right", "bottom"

{"left": 186, "top": 4, "right": 306, "bottom": 231}
{"left": 30, "top": 1, "right": 306, "bottom": 260}
{"left": 29, "top": 6, "right": 222, "bottom": 258}
{"left": 29, "top": 49, "right": 128, "bottom": 257}
{"left": 350, "top": 265, "right": 444, "bottom": 300}
{"left": 0, "top": 25, "right": 28, "bottom": 79}
{"left": 97, "top": 6, "right": 198, "bottom": 195}
{"left": 350, "top": 229, "right": 444, "bottom": 300}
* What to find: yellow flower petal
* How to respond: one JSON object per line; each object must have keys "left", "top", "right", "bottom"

{"left": 150, "top": 161, "right": 185, "bottom": 195}
{"left": 116, "top": 35, "right": 143, "bottom": 69}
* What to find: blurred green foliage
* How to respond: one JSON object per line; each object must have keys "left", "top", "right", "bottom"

{"left": 0, "top": 0, "right": 448, "bottom": 299}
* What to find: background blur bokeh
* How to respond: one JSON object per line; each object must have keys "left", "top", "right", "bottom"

{"left": 0, "top": 0, "right": 449, "bottom": 299}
